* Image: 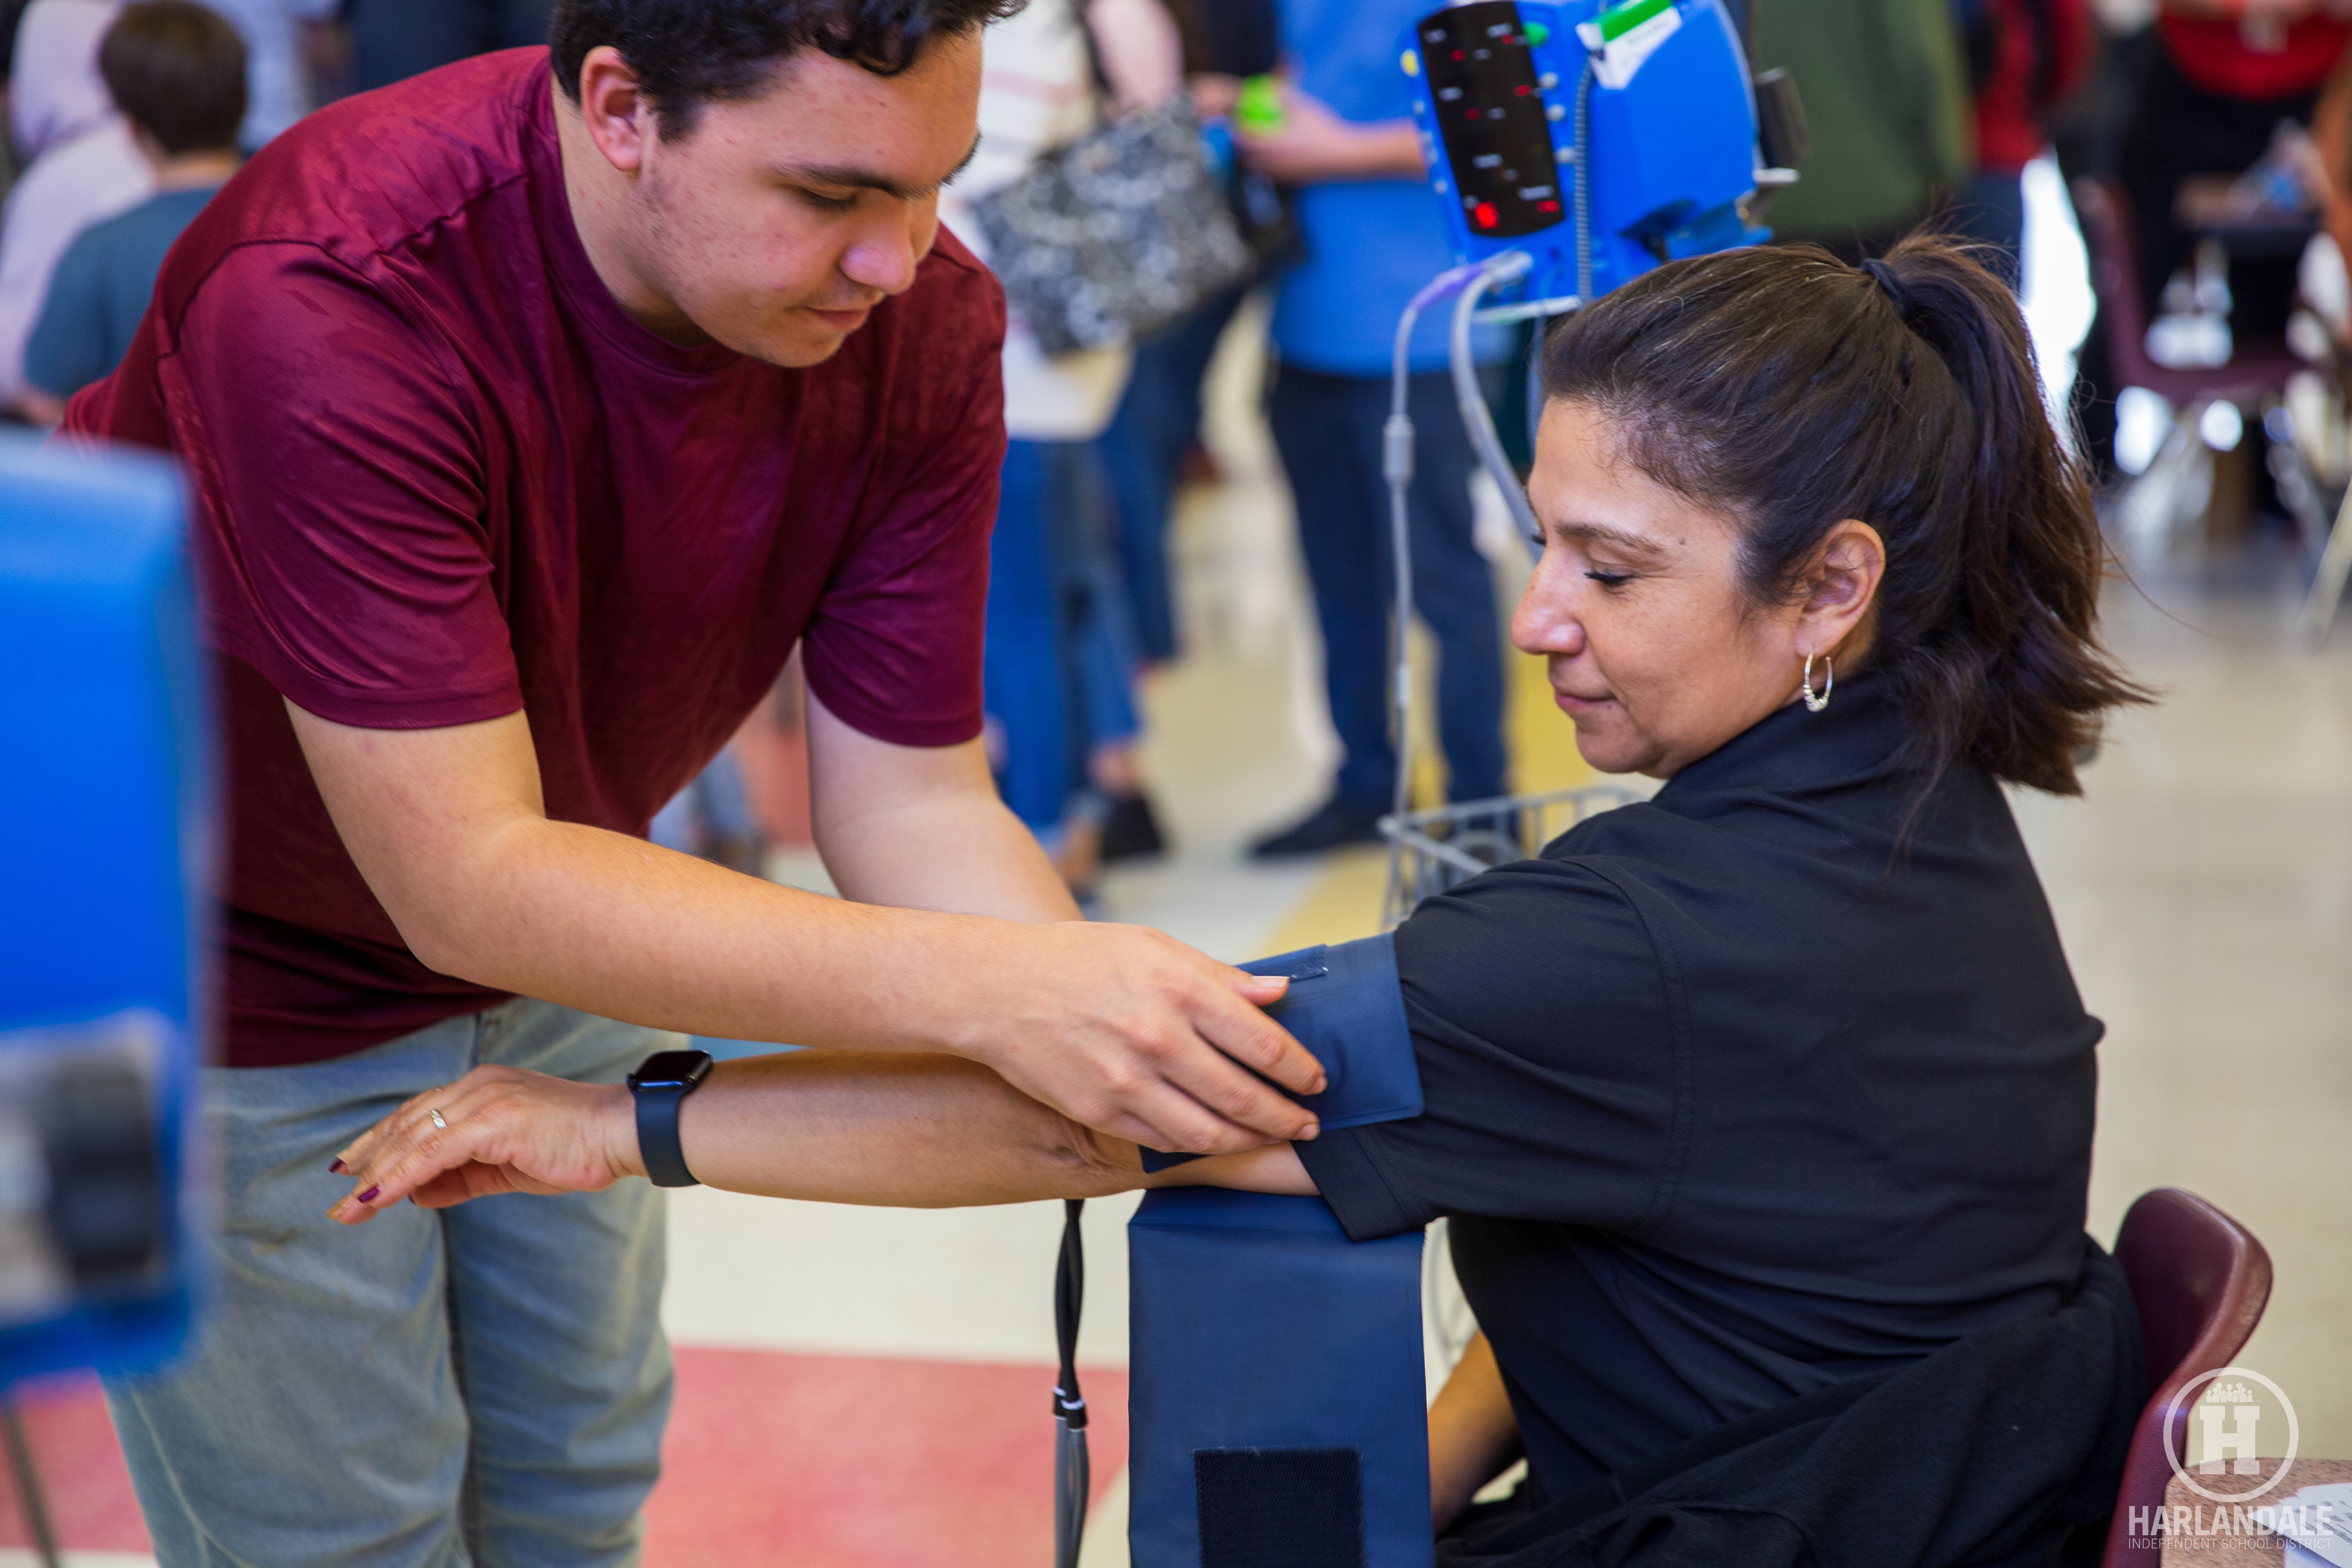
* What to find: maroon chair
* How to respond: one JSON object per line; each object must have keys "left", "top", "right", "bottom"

{"left": 2101, "top": 1188, "right": 2275, "bottom": 1568}
{"left": 2070, "top": 177, "right": 2305, "bottom": 409}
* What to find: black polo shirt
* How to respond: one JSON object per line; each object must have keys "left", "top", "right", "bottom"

{"left": 1295, "top": 673, "right": 2100, "bottom": 1498}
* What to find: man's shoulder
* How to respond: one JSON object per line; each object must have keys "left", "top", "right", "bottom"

{"left": 159, "top": 50, "right": 549, "bottom": 299}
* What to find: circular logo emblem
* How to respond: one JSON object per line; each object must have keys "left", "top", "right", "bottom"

{"left": 2162, "top": 1366, "right": 2298, "bottom": 1504}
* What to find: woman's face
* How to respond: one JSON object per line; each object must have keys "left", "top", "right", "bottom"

{"left": 1514, "top": 400, "right": 1883, "bottom": 779}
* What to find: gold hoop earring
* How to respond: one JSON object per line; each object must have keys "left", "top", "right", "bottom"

{"left": 1801, "top": 652, "right": 1833, "bottom": 713}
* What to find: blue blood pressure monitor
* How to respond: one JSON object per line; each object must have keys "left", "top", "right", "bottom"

{"left": 1402, "top": 0, "right": 1770, "bottom": 306}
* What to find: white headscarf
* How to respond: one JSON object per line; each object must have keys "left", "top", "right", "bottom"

{"left": 10, "top": 0, "right": 127, "bottom": 160}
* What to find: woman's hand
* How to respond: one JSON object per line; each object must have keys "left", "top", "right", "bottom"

{"left": 327, "top": 1065, "right": 639, "bottom": 1223}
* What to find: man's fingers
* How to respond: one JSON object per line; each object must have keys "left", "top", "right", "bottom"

{"left": 1199, "top": 973, "right": 1326, "bottom": 1098}
{"left": 1150, "top": 1024, "right": 1320, "bottom": 1145}
{"left": 1104, "top": 1075, "right": 1273, "bottom": 1157}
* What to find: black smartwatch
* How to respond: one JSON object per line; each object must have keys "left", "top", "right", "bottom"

{"left": 627, "top": 1048, "right": 714, "bottom": 1188}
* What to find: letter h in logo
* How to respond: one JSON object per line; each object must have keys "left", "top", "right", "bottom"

{"left": 2197, "top": 1382, "right": 2261, "bottom": 1476}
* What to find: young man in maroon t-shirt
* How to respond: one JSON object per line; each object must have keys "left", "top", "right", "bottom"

{"left": 66, "top": 1, "right": 1324, "bottom": 1559}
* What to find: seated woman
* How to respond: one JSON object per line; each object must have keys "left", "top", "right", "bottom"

{"left": 328, "top": 235, "right": 2147, "bottom": 1540}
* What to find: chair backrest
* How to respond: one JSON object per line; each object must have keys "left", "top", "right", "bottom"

{"left": 2101, "top": 1188, "right": 2274, "bottom": 1568}
{"left": 2071, "top": 176, "right": 2162, "bottom": 392}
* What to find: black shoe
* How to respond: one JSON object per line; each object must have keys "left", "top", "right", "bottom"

{"left": 1099, "top": 792, "right": 1167, "bottom": 864}
{"left": 1249, "top": 796, "right": 1385, "bottom": 859}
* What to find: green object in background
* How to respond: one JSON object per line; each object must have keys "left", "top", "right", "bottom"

{"left": 1236, "top": 74, "right": 1284, "bottom": 135}
{"left": 1523, "top": 19, "right": 1550, "bottom": 43}
{"left": 1596, "top": 0, "right": 1673, "bottom": 40}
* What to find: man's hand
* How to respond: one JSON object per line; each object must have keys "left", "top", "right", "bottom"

{"left": 327, "top": 1066, "right": 638, "bottom": 1222}
{"left": 939, "top": 921, "right": 1323, "bottom": 1153}
{"left": 1234, "top": 85, "right": 1424, "bottom": 184}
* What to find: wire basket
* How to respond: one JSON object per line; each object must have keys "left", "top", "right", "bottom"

{"left": 1378, "top": 783, "right": 1649, "bottom": 929}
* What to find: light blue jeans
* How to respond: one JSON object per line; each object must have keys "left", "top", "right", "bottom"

{"left": 105, "top": 998, "right": 677, "bottom": 1568}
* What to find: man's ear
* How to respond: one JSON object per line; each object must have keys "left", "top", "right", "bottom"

{"left": 575, "top": 45, "right": 655, "bottom": 175}
{"left": 1797, "top": 519, "right": 1886, "bottom": 658}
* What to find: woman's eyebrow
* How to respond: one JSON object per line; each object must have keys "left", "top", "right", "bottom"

{"left": 1551, "top": 521, "right": 1668, "bottom": 558}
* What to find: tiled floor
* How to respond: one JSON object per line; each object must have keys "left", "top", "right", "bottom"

{"left": 8, "top": 307, "right": 2351, "bottom": 1566}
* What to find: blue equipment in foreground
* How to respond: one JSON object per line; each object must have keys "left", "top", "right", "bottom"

{"left": 1124, "top": 935, "right": 1429, "bottom": 1568}
{"left": 0, "top": 435, "right": 210, "bottom": 1392}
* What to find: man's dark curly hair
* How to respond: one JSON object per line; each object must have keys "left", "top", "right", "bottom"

{"left": 550, "top": 0, "right": 1025, "bottom": 135}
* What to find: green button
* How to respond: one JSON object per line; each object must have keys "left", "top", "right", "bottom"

{"left": 1524, "top": 19, "right": 1550, "bottom": 43}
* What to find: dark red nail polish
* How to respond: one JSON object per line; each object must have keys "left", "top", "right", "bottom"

{"left": 328, "top": 1158, "right": 347, "bottom": 1174}
{"left": 355, "top": 1185, "right": 380, "bottom": 1205}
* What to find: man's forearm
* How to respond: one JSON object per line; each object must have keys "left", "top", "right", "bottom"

{"left": 817, "top": 784, "right": 1079, "bottom": 922}
{"left": 288, "top": 699, "right": 1327, "bottom": 1154}
{"left": 806, "top": 688, "right": 1079, "bottom": 922}
{"left": 412, "top": 809, "right": 1024, "bottom": 1049}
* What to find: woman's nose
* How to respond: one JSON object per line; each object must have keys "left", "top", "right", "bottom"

{"left": 1510, "top": 570, "right": 1584, "bottom": 657}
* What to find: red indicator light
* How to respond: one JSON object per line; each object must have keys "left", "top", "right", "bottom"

{"left": 1537, "top": 199, "right": 1560, "bottom": 212}
{"left": 1452, "top": 49, "right": 1465, "bottom": 59}
{"left": 1464, "top": 109, "right": 1479, "bottom": 120}
{"left": 1516, "top": 84, "right": 1531, "bottom": 95}
{"left": 1473, "top": 202, "right": 1499, "bottom": 229}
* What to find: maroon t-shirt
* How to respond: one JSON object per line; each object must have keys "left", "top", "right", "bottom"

{"left": 67, "top": 49, "right": 1007, "bottom": 1068}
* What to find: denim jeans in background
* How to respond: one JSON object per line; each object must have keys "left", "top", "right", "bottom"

{"left": 984, "top": 438, "right": 1142, "bottom": 835}
{"left": 105, "top": 998, "right": 676, "bottom": 1568}
{"left": 1269, "top": 364, "right": 1509, "bottom": 812}
{"left": 346, "top": 0, "right": 556, "bottom": 92}
{"left": 1098, "top": 287, "right": 1251, "bottom": 664}
{"left": 649, "top": 743, "right": 758, "bottom": 856}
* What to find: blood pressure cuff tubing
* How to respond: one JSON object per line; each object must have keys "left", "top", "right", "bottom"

{"left": 1138, "top": 932, "right": 1421, "bottom": 1173}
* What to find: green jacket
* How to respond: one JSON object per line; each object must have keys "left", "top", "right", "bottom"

{"left": 1749, "top": 0, "right": 1972, "bottom": 243}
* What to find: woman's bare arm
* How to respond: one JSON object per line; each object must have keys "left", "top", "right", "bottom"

{"left": 1429, "top": 1333, "right": 1525, "bottom": 1533}
{"left": 326, "top": 1051, "right": 1317, "bottom": 1222}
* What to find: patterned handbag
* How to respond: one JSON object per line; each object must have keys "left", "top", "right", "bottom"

{"left": 971, "top": 96, "right": 1256, "bottom": 358}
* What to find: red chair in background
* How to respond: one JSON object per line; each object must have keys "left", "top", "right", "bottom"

{"left": 2101, "top": 1188, "right": 2275, "bottom": 1568}
{"left": 2072, "top": 176, "right": 2352, "bottom": 642}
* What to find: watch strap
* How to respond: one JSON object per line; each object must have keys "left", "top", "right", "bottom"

{"left": 634, "top": 1081, "right": 700, "bottom": 1188}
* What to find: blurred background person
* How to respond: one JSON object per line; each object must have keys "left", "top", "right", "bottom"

{"left": 1749, "top": 0, "right": 1972, "bottom": 260}
{"left": 0, "top": 0, "right": 150, "bottom": 416}
{"left": 203, "top": 0, "right": 336, "bottom": 148}
{"left": 1232, "top": 0, "right": 1511, "bottom": 859}
{"left": 940, "top": 0, "right": 1186, "bottom": 901}
{"left": 1096, "top": 0, "right": 1283, "bottom": 673}
{"left": 342, "top": 0, "right": 553, "bottom": 92}
{"left": 21, "top": 0, "right": 244, "bottom": 424}
{"left": 1948, "top": 0, "right": 2096, "bottom": 285}
{"left": 649, "top": 744, "right": 766, "bottom": 876}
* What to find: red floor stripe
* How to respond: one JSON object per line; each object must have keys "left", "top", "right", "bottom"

{"left": 647, "top": 1349, "right": 1130, "bottom": 1568}
{"left": 0, "top": 1371, "right": 150, "bottom": 1552}
{"left": 0, "top": 1351, "right": 1128, "bottom": 1566}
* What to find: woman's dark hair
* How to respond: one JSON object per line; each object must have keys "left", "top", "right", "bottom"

{"left": 100, "top": 1, "right": 248, "bottom": 156}
{"left": 1539, "top": 234, "right": 2147, "bottom": 802}
{"left": 551, "top": 0, "right": 1024, "bottom": 135}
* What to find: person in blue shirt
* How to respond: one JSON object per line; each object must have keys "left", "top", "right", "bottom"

{"left": 1235, "top": 0, "right": 1510, "bottom": 856}
{"left": 21, "top": 1, "right": 245, "bottom": 425}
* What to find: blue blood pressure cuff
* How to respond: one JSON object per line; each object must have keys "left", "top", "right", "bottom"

{"left": 1126, "top": 932, "right": 1432, "bottom": 1568}
{"left": 1138, "top": 932, "right": 1420, "bottom": 1173}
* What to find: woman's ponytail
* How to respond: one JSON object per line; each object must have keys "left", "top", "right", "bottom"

{"left": 1539, "top": 232, "right": 2147, "bottom": 805}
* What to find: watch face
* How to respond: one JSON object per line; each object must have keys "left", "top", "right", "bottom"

{"left": 629, "top": 1049, "right": 714, "bottom": 1092}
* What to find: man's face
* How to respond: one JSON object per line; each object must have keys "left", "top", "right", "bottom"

{"left": 624, "top": 33, "right": 983, "bottom": 367}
